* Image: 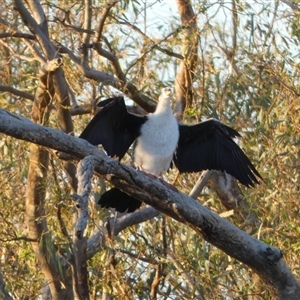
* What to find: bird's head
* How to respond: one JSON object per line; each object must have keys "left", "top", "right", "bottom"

{"left": 155, "top": 88, "right": 173, "bottom": 112}
{"left": 160, "top": 87, "right": 172, "bottom": 99}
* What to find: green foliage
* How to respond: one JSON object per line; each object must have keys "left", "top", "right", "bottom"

{"left": 1, "top": 0, "right": 300, "bottom": 298}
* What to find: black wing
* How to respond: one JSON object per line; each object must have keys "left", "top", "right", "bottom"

{"left": 174, "top": 119, "right": 262, "bottom": 187}
{"left": 79, "top": 96, "right": 147, "bottom": 159}
{"left": 98, "top": 188, "right": 142, "bottom": 213}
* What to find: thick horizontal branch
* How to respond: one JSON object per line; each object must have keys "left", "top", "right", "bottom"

{"left": 0, "top": 108, "right": 299, "bottom": 298}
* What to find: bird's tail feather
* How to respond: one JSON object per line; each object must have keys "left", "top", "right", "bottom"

{"left": 98, "top": 188, "right": 142, "bottom": 213}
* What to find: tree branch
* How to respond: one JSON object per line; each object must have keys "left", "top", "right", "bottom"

{"left": 0, "top": 32, "right": 35, "bottom": 39}
{"left": 0, "top": 108, "right": 298, "bottom": 299}
{"left": 189, "top": 170, "right": 212, "bottom": 199}
{"left": 25, "top": 58, "right": 65, "bottom": 298}
{"left": 0, "top": 85, "right": 35, "bottom": 100}
{"left": 113, "top": 17, "right": 184, "bottom": 64}
{"left": 207, "top": 171, "right": 260, "bottom": 232}
{"left": 56, "top": 43, "right": 157, "bottom": 112}
{"left": 15, "top": 0, "right": 78, "bottom": 194}
{"left": 14, "top": 0, "right": 53, "bottom": 58}
{"left": 280, "top": 0, "right": 300, "bottom": 11}
{"left": 52, "top": 17, "right": 95, "bottom": 34}
{"left": 80, "top": 0, "right": 92, "bottom": 66}
{"left": 174, "top": 0, "right": 199, "bottom": 120}
{"left": 94, "top": 0, "right": 119, "bottom": 44}
{"left": 87, "top": 207, "right": 160, "bottom": 259}
{"left": 73, "top": 156, "right": 95, "bottom": 240}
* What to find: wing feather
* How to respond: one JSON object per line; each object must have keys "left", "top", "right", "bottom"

{"left": 79, "top": 96, "right": 147, "bottom": 159}
{"left": 174, "top": 119, "right": 262, "bottom": 187}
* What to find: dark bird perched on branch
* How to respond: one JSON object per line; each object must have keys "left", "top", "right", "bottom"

{"left": 80, "top": 89, "right": 262, "bottom": 212}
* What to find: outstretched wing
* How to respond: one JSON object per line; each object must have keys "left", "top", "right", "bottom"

{"left": 174, "top": 119, "right": 262, "bottom": 187}
{"left": 79, "top": 96, "right": 147, "bottom": 159}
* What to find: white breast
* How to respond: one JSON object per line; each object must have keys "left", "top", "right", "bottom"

{"left": 134, "top": 111, "right": 179, "bottom": 176}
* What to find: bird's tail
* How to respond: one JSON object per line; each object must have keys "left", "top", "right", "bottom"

{"left": 98, "top": 188, "right": 142, "bottom": 213}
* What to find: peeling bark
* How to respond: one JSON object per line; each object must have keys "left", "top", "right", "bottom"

{"left": 26, "top": 143, "right": 62, "bottom": 298}
{"left": 174, "top": 0, "right": 199, "bottom": 120}
{"left": 25, "top": 58, "right": 65, "bottom": 298}
{"left": 32, "top": 58, "right": 63, "bottom": 123}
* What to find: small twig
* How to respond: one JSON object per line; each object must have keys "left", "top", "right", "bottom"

{"left": 116, "top": 248, "right": 159, "bottom": 265}
{"left": 51, "top": 17, "right": 95, "bottom": 34}
{"left": 0, "top": 235, "right": 38, "bottom": 242}
{"left": 0, "top": 32, "right": 35, "bottom": 39}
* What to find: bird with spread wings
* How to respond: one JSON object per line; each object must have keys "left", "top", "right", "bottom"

{"left": 80, "top": 89, "right": 262, "bottom": 212}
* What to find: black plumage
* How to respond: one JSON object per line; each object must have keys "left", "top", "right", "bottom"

{"left": 174, "top": 121, "right": 261, "bottom": 187}
{"left": 80, "top": 96, "right": 147, "bottom": 159}
{"left": 98, "top": 188, "right": 141, "bottom": 213}
{"left": 80, "top": 94, "right": 262, "bottom": 213}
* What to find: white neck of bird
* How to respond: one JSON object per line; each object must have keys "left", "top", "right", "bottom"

{"left": 155, "top": 93, "right": 172, "bottom": 114}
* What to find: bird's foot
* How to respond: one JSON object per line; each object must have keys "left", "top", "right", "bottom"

{"left": 138, "top": 169, "right": 178, "bottom": 192}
